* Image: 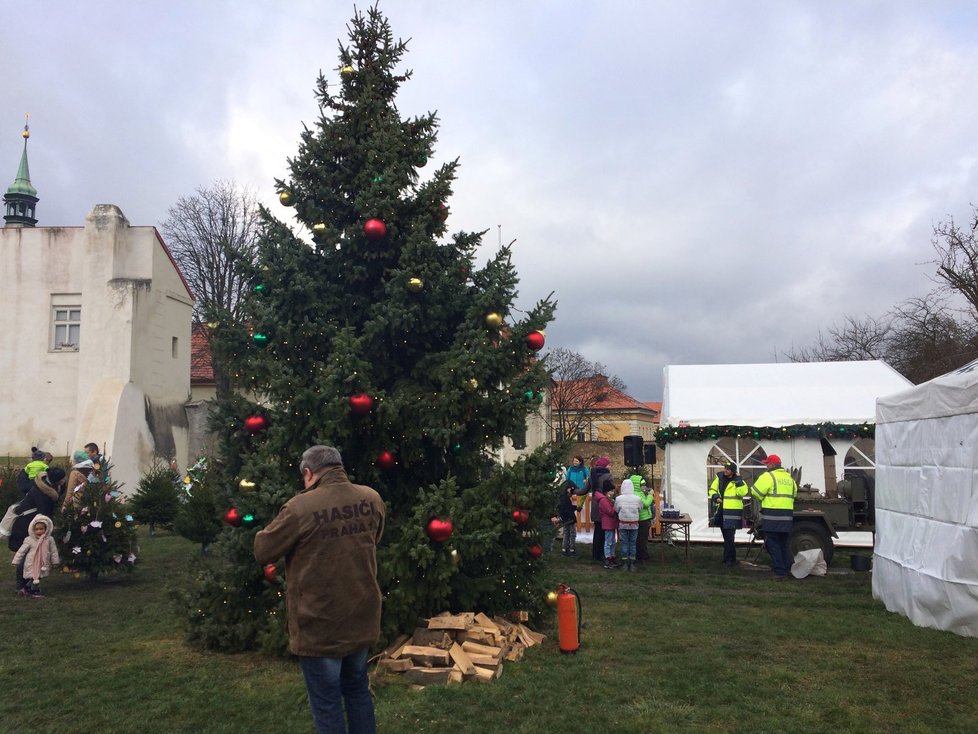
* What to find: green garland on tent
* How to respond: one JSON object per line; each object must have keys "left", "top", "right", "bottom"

{"left": 654, "top": 422, "right": 875, "bottom": 448}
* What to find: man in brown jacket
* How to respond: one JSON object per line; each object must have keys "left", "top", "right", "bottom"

{"left": 255, "top": 444, "right": 385, "bottom": 734}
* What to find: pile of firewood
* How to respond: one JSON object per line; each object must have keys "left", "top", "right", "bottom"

{"left": 374, "top": 611, "right": 545, "bottom": 686}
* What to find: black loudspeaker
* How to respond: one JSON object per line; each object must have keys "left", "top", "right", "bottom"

{"left": 643, "top": 444, "right": 656, "bottom": 465}
{"left": 623, "top": 435, "right": 644, "bottom": 466}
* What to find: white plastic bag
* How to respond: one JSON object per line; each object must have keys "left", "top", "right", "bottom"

{"left": 0, "top": 502, "right": 19, "bottom": 537}
{"left": 791, "top": 548, "right": 827, "bottom": 578}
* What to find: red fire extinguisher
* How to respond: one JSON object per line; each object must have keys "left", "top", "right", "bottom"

{"left": 557, "top": 583, "right": 582, "bottom": 654}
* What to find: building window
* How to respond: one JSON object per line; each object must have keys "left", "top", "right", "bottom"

{"left": 172, "top": 337, "right": 179, "bottom": 358}
{"left": 52, "top": 304, "right": 81, "bottom": 350}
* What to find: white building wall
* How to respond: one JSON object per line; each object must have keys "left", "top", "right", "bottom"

{"left": 0, "top": 205, "right": 192, "bottom": 493}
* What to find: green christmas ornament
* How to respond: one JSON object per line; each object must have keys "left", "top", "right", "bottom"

{"left": 253, "top": 333, "right": 268, "bottom": 345}
{"left": 254, "top": 284, "right": 267, "bottom": 294}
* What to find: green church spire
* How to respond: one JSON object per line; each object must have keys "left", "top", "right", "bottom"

{"left": 4, "top": 115, "right": 39, "bottom": 228}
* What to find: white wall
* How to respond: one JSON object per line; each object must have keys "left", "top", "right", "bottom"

{"left": 0, "top": 205, "right": 192, "bottom": 492}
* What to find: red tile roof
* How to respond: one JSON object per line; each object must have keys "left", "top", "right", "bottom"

{"left": 554, "top": 377, "right": 656, "bottom": 413}
{"left": 191, "top": 326, "right": 214, "bottom": 385}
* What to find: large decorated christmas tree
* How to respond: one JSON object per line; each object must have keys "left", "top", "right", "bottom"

{"left": 177, "top": 7, "right": 560, "bottom": 653}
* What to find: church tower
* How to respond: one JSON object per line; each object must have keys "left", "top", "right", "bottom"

{"left": 3, "top": 116, "right": 38, "bottom": 228}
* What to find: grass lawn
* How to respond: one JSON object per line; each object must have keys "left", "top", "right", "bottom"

{"left": 2, "top": 530, "right": 976, "bottom": 734}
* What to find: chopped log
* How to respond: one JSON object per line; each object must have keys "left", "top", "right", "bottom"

{"left": 472, "top": 664, "right": 502, "bottom": 682}
{"left": 404, "top": 667, "right": 454, "bottom": 686}
{"left": 378, "top": 657, "right": 414, "bottom": 672}
{"left": 427, "top": 612, "right": 474, "bottom": 630}
{"left": 448, "top": 668, "right": 464, "bottom": 684}
{"left": 504, "top": 643, "right": 525, "bottom": 662}
{"left": 470, "top": 666, "right": 496, "bottom": 683}
{"left": 466, "top": 653, "right": 501, "bottom": 668}
{"left": 378, "top": 634, "right": 411, "bottom": 659}
{"left": 456, "top": 628, "right": 485, "bottom": 643}
{"left": 401, "top": 645, "right": 452, "bottom": 668}
{"left": 460, "top": 640, "right": 505, "bottom": 658}
{"left": 449, "top": 642, "right": 477, "bottom": 676}
{"left": 474, "top": 612, "right": 501, "bottom": 634}
{"left": 411, "top": 627, "right": 453, "bottom": 648}
{"left": 517, "top": 624, "right": 546, "bottom": 647}
{"left": 492, "top": 616, "right": 516, "bottom": 634}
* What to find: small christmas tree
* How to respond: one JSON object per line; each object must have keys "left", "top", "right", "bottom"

{"left": 179, "top": 6, "right": 559, "bottom": 653}
{"left": 57, "top": 460, "right": 139, "bottom": 580}
{"left": 129, "top": 460, "right": 182, "bottom": 535}
{"left": 173, "top": 457, "right": 222, "bottom": 555}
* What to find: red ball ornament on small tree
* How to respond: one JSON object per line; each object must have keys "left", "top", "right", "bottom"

{"left": 512, "top": 509, "right": 529, "bottom": 525}
{"left": 376, "top": 450, "right": 397, "bottom": 471}
{"left": 364, "top": 218, "right": 387, "bottom": 240}
{"left": 223, "top": 508, "right": 243, "bottom": 528}
{"left": 263, "top": 563, "right": 280, "bottom": 584}
{"left": 243, "top": 415, "right": 268, "bottom": 434}
{"left": 349, "top": 392, "right": 374, "bottom": 416}
{"left": 528, "top": 544, "right": 543, "bottom": 560}
{"left": 526, "top": 330, "right": 545, "bottom": 351}
{"left": 426, "top": 517, "right": 454, "bottom": 542}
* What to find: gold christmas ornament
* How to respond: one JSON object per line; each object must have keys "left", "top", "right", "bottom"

{"left": 340, "top": 64, "right": 355, "bottom": 77}
{"left": 312, "top": 222, "right": 327, "bottom": 234}
{"left": 206, "top": 321, "right": 219, "bottom": 330}
{"left": 485, "top": 312, "right": 503, "bottom": 329}
{"left": 239, "top": 479, "right": 257, "bottom": 492}
{"left": 546, "top": 590, "right": 559, "bottom": 607}
{"left": 278, "top": 191, "right": 294, "bottom": 207}
{"left": 464, "top": 378, "right": 479, "bottom": 392}
{"left": 450, "top": 549, "right": 461, "bottom": 566}
{"left": 407, "top": 277, "right": 423, "bottom": 292}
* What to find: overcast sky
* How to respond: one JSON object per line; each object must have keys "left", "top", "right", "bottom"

{"left": 5, "top": 1, "right": 978, "bottom": 400}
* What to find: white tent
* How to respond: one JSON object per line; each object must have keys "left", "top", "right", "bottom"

{"left": 660, "top": 361, "right": 912, "bottom": 542}
{"left": 873, "top": 359, "right": 978, "bottom": 637}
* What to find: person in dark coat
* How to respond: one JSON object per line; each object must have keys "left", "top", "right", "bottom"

{"left": 9, "top": 468, "right": 66, "bottom": 594}
{"left": 586, "top": 457, "right": 612, "bottom": 562}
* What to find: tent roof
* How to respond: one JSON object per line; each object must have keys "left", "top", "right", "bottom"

{"left": 877, "top": 357, "right": 978, "bottom": 424}
{"left": 662, "top": 360, "right": 912, "bottom": 427}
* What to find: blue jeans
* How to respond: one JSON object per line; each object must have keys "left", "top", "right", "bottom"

{"left": 618, "top": 528, "right": 638, "bottom": 560}
{"left": 603, "top": 529, "right": 617, "bottom": 560}
{"left": 299, "top": 647, "right": 375, "bottom": 734}
{"left": 765, "top": 531, "right": 792, "bottom": 577}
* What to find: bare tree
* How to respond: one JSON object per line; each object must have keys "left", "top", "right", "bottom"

{"left": 931, "top": 207, "right": 978, "bottom": 319}
{"left": 160, "top": 181, "right": 262, "bottom": 398}
{"left": 887, "top": 294, "right": 978, "bottom": 384}
{"left": 787, "top": 314, "right": 892, "bottom": 363}
{"left": 545, "top": 347, "right": 628, "bottom": 442}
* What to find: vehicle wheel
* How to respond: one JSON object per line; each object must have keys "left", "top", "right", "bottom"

{"left": 791, "top": 521, "right": 834, "bottom": 564}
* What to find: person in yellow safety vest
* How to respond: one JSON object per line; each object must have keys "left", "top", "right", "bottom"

{"left": 708, "top": 462, "right": 748, "bottom": 567}
{"left": 750, "top": 454, "right": 798, "bottom": 580}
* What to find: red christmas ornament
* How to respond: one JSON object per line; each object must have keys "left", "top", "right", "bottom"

{"left": 526, "top": 330, "right": 545, "bottom": 351}
{"left": 529, "top": 544, "right": 543, "bottom": 559}
{"left": 263, "top": 563, "right": 280, "bottom": 583}
{"left": 243, "top": 415, "right": 268, "bottom": 434}
{"left": 426, "top": 517, "right": 454, "bottom": 542}
{"left": 512, "top": 509, "right": 529, "bottom": 525}
{"left": 223, "top": 508, "right": 243, "bottom": 527}
{"left": 376, "top": 450, "right": 397, "bottom": 471}
{"left": 364, "top": 218, "right": 387, "bottom": 240}
{"left": 349, "top": 392, "right": 374, "bottom": 416}
{"left": 437, "top": 203, "right": 449, "bottom": 221}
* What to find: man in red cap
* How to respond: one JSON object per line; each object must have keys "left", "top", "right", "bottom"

{"left": 750, "top": 454, "right": 798, "bottom": 580}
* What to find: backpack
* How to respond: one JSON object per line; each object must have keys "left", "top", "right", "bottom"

{"left": 16, "top": 469, "right": 32, "bottom": 497}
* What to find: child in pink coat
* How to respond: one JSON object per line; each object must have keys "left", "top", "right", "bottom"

{"left": 595, "top": 478, "right": 620, "bottom": 569}
{"left": 12, "top": 514, "right": 60, "bottom": 598}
